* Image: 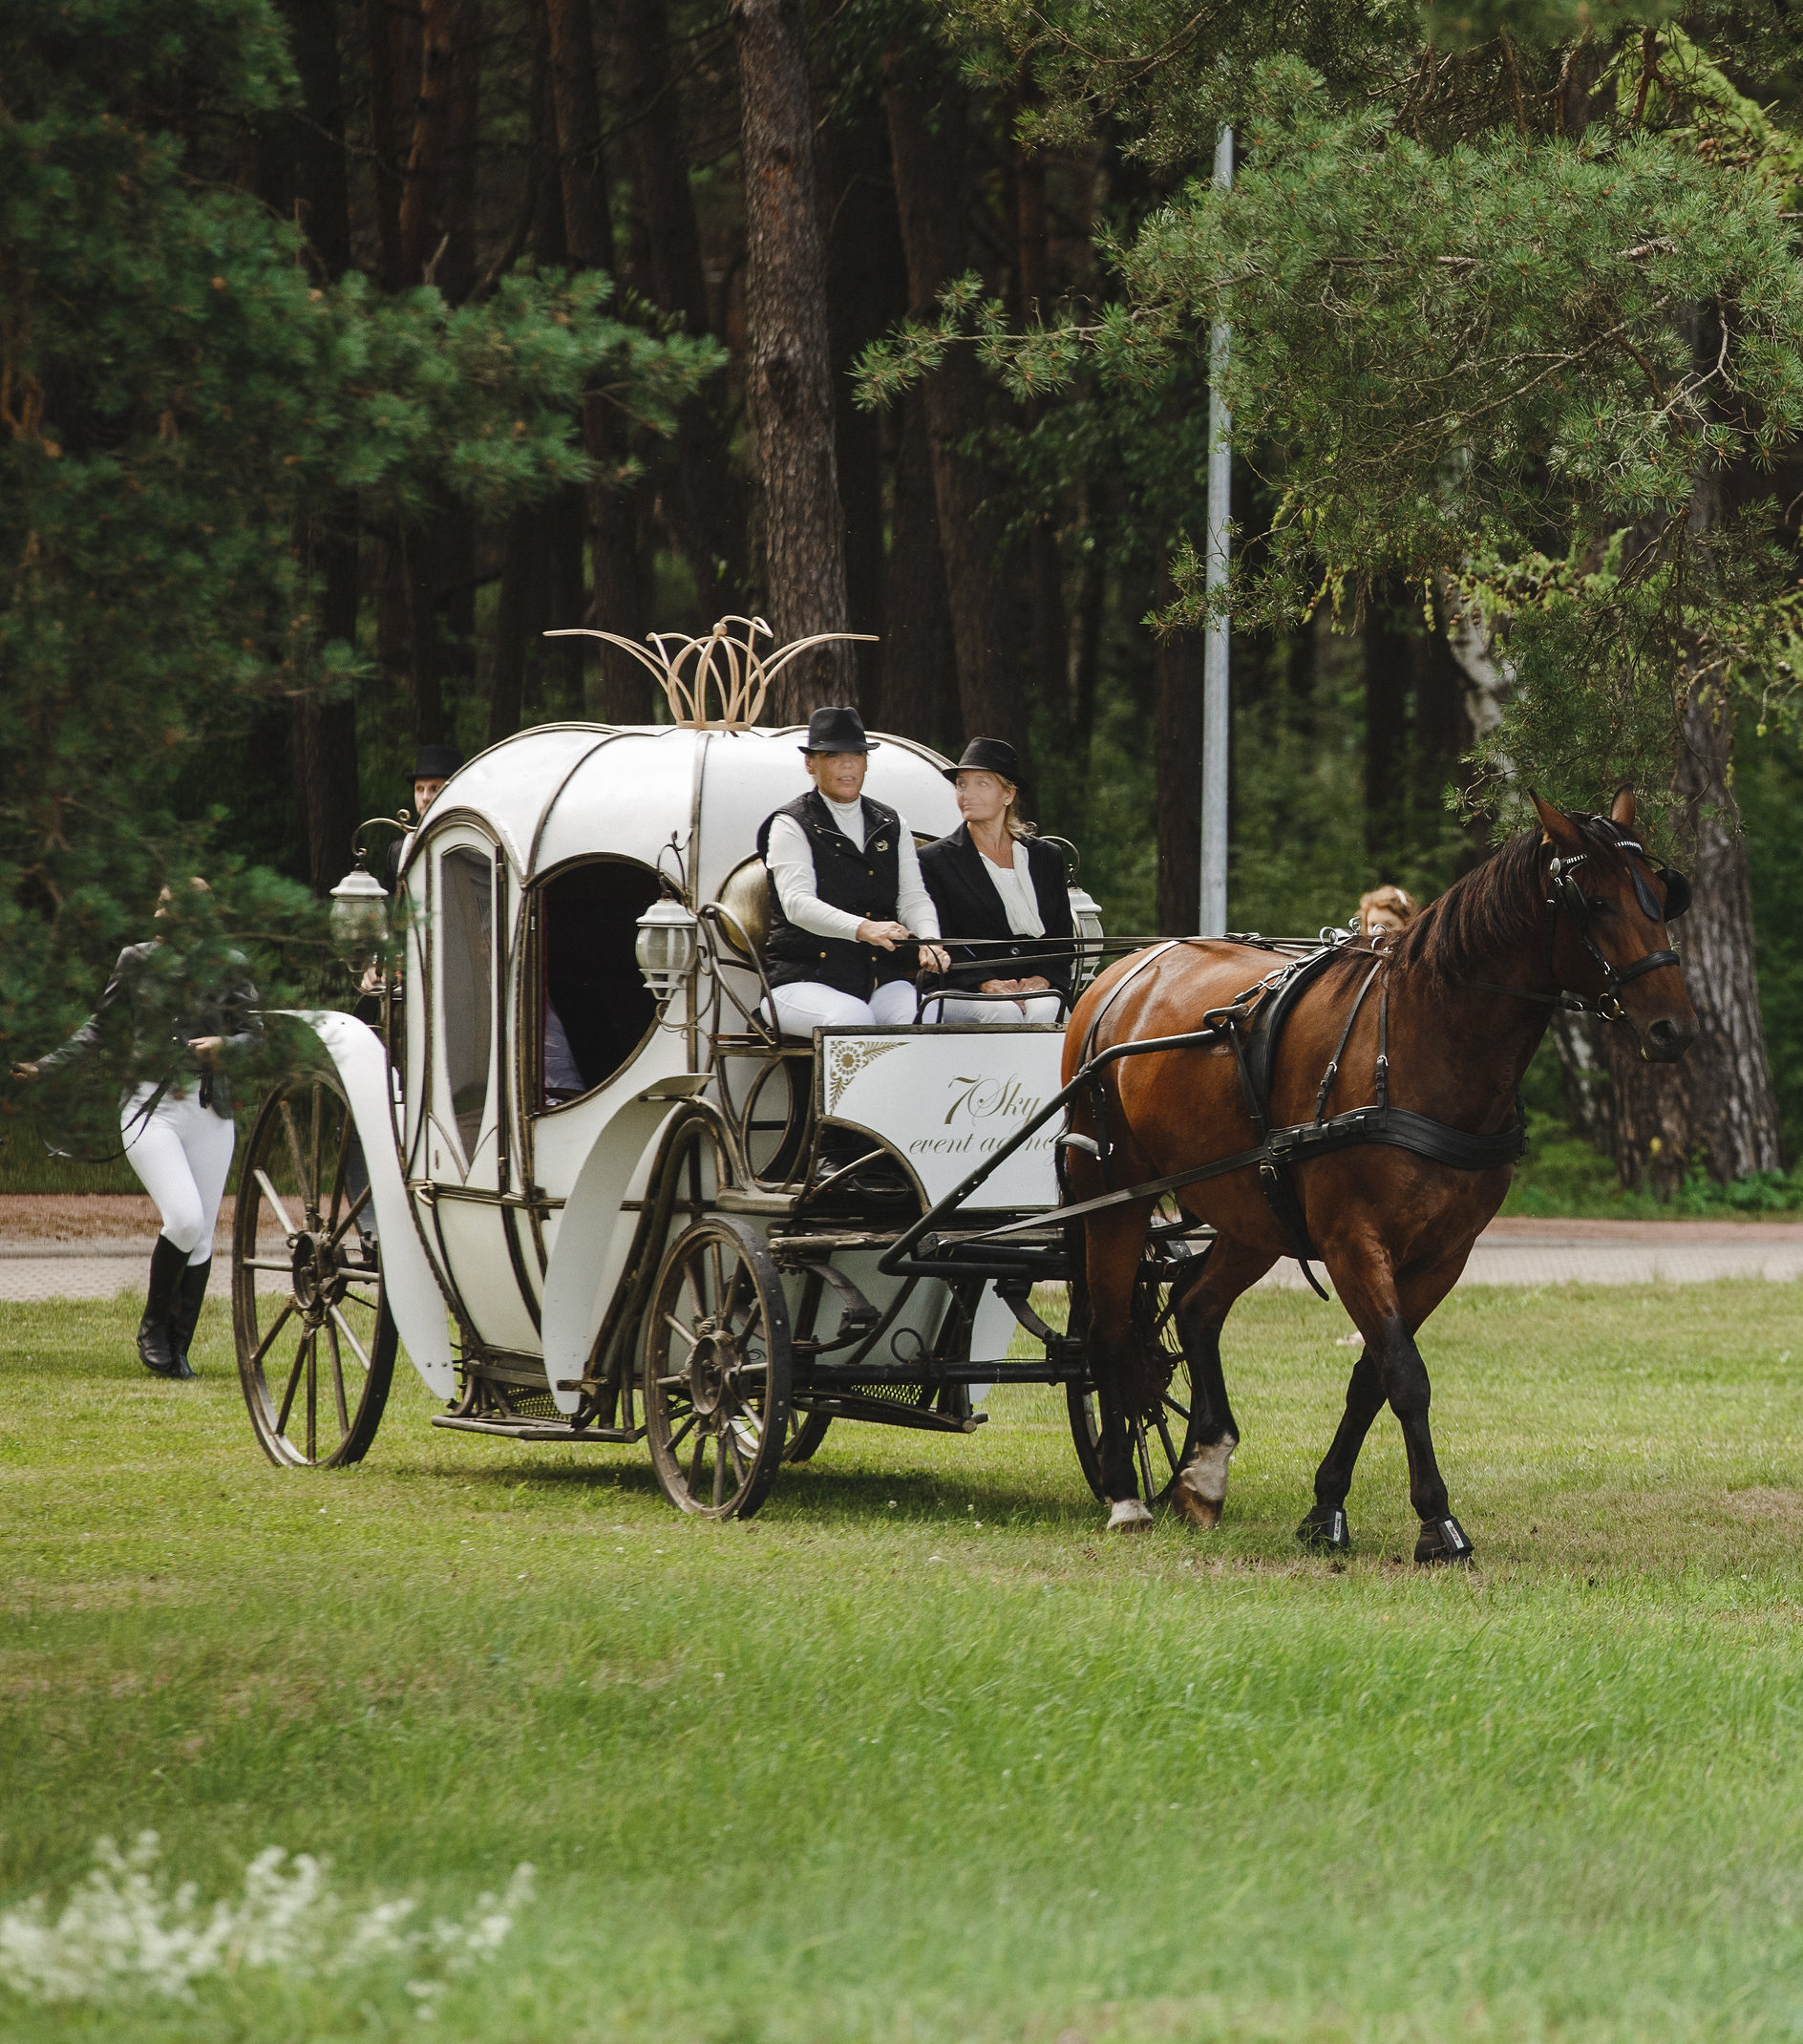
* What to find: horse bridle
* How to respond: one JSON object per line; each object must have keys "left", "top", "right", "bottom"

{"left": 1477, "top": 824, "right": 1690, "bottom": 1022}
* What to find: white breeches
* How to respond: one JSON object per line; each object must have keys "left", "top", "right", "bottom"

{"left": 767, "top": 979, "right": 920, "bottom": 1034}
{"left": 121, "top": 1083, "right": 237, "bottom": 1266}
{"left": 923, "top": 990, "right": 1066, "bottom": 1026}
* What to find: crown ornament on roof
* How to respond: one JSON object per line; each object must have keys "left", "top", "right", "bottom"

{"left": 544, "top": 615, "right": 876, "bottom": 731}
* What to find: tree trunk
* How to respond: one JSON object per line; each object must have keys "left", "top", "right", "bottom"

{"left": 263, "top": 0, "right": 363, "bottom": 893}
{"left": 1155, "top": 555, "right": 1204, "bottom": 936}
{"left": 1015, "top": 108, "right": 1068, "bottom": 752}
{"left": 881, "top": 389, "right": 957, "bottom": 748}
{"left": 818, "top": 115, "right": 908, "bottom": 722}
{"left": 544, "top": 0, "right": 650, "bottom": 721}
{"left": 732, "top": 0, "right": 855, "bottom": 719}
{"left": 883, "top": 48, "right": 1027, "bottom": 783}
{"left": 615, "top": 0, "right": 743, "bottom": 620}
{"left": 399, "top": 0, "right": 478, "bottom": 298}
{"left": 365, "top": 0, "right": 416, "bottom": 289}
{"left": 1363, "top": 583, "right": 1409, "bottom": 866}
{"left": 1606, "top": 676, "right": 1782, "bottom": 1187}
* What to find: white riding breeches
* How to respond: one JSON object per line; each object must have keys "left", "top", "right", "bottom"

{"left": 121, "top": 1083, "right": 237, "bottom": 1266}
{"left": 923, "top": 990, "right": 1066, "bottom": 1026}
{"left": 766, "top": 979, "right": 920, "bottom": 1034}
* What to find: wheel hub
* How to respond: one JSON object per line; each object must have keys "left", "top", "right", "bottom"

{"left": 687, "top": 1327, "right": 737, "bottom": 1416}
{"left": 290, "top": 1231, "right": 341, "bottom": 1322}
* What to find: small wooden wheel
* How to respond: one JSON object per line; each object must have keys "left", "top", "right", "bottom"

{"left": 234, "top": 1070, "right": 397, "bottom": 1468}
{"left": 643, "top": 1217, "right": 793, "bottom": 1519}
{"left": 1067, "top": 1249, "right": 1204, "bottom": 1506}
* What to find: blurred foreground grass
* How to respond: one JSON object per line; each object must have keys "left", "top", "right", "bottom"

{"left": 6, "top": 1282, "right": 1803, "bottom": 2040}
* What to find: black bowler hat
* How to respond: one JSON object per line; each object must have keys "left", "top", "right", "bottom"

{"left": 799, "top": 706, "right": 879, "bottom": 755}
{"left": 413, "top": 742, "right": 464, "bottom": 780}
{"left": 944, "top": 736, "right": 1021, "bottom": 784}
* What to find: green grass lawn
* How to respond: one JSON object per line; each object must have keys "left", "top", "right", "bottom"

{"left": 7, "top": 1282, "right": 1803, "bottom": 2041}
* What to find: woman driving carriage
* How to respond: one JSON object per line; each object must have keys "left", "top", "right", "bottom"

{"left": 755, "top": 706, "right": 949, "bottom": 1033}
{"left": 918, "top": 738, "right": 1074, "bottom": 1022}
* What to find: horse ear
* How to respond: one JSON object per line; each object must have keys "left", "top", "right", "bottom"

{"left": 1610, "top": 785, "right": 1636, "bottom": 829}
{"left": 1529, "top": 789, "right": 1583, "bottom": 850}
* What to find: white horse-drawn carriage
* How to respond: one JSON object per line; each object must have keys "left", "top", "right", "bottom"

{"left": 231, "top": 623, "right": 1210, "bottom": 1517}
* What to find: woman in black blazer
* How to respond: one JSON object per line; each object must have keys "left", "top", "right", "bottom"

{"left": 918, "top": 739, "right": 1074, "bottom": 1023}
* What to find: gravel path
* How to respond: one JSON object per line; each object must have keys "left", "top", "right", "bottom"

{"left": 3, "top": 1199, "right": 1801, "bottom": 1305}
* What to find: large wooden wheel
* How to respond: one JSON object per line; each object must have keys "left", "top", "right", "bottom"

{"left": 233, "top": 1070, "right": 397, "bottom": 1468}
{"left": 1067, "top": 1248, "right": 1204, "bottom": 1506}
{"left": 643, "top": 1217, "right": 793, "bottom": 1519}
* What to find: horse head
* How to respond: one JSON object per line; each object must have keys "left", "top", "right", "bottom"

{"left": 1529, "top": 787, "right": 1698, "bottom": 1064}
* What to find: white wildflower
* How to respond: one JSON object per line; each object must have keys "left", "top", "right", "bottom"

{"left": 0, "top": 1835, "right": 532, "bottom": 2009}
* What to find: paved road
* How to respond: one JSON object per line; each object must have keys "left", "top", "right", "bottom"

{"left": 3, "top": 1199, "right": 1801, "bottom": 1304}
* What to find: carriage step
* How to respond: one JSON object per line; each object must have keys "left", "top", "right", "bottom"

{"left": 430, "top": 1416, "right": 644, "bottom": 1444}
{"left": 715, "top": 1185, "right": 801, "bottom": 1217}
{"left": 792, "top": 1395, "right": 987, "bottom": 1435}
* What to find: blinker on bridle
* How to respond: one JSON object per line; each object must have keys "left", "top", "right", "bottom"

{"left": 1466, "top": 823, "right": 1690, "bottom": 1025}
{"left": 1543, "top": 826, "right": 1689, "bottom": 1021}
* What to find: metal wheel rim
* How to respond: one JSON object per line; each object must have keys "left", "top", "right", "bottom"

{"left": 643, "top": 1219, "right": 793, "bottom": 1519}
{"left": 233, "top": 1072, "right": 394, "bottom": 1469}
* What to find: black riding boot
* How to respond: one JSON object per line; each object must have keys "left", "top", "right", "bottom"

{"left": 137, "top": 1236, "right": 191, "bottom": 1378}
{"left": 168, "top": 1259, "right": 210, "bottom": 1380}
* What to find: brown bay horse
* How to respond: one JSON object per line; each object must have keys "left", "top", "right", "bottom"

{"left": 1062, "top": 791, "right": 1698, "bottom": 1560}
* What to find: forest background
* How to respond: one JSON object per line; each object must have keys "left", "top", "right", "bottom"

{"left": 4, "top": 0, "right": 1803, "bottom": 1208}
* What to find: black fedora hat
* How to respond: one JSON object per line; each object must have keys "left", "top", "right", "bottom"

{"left": 944, "top": 736, "right": 1020, "bottom": 784}
{"left": 799, "top": 706, "right": 880, "bottom": 755}
{"left": 413, "top": 742, "right": 464, "bottom": 780}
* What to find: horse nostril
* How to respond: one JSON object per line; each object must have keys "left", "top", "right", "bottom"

{"left": 1646, "top": 1017, "right": 1686, "bottom": 1054}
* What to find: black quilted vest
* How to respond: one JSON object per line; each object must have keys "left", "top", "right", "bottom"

{"left": 755, "top": 791, "right": 907, "bottom": 997}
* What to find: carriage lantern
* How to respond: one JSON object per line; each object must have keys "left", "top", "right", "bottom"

{"left": 634, "top": 896, "right": 701, "bottom": 1005}
{"left": 1069, "top": 883, "right": 1106, "bottom": 988}
{"left": 328, "top": 862, "right": 391, "bottom": 970}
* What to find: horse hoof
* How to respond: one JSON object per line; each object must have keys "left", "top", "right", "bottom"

{"left": 1414, "top": 1516, "right": 1474, "bottom": 1565}
{"left": 1106, "top": 1498, "right": 1155, "bottom": 1534}
{"left": 1173, "top": 1438, "right": 1236, "bottom": 1531}
{"left": 1296, "top": 1505, "right": 1349, "bottom": 1552}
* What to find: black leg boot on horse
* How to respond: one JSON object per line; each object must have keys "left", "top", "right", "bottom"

{"left": 169, "top": 1259, "right": 210, "bottom": 1379}
{"left": 137, "top": 1235, "right": 192, "bottom": 1379}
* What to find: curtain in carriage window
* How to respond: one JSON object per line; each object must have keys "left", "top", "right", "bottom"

{"left": 439, "top": 847, "right": 493, "bottom": 1161}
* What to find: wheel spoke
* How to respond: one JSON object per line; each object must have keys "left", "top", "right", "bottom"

{"left": 663, "top": 1312, "right": 699, "bottom": 1350}
{"left": 275, "top": 1328, "right": 308, "bottom": 1434}
{"left": 325, "top": 1182, "right": 371, "bottom": 1252}
{"left": 328, "top": 1321, "right": 350, "bottom": 1435}
{"left": 309, "top": 1087, "right": 324, "bottom": 1225}
{"left": 244, "top": 1258, "right": 297, "bottom": 1274}
{"left": 668, "top": 1412, "right": 697, "bottom": 1454}
{"left": 1155, "top": 1414, "right": 1180, "bottom": 1472}
{"left": 306, "top": 1331, "right": 318, "bottom": 1461}
{"left": 688, "top": 1431, "right": 708, "bottom": 1499}
{"left": 280, "top": 1103, "right": 312, "bottom": 1220}
{"left": 326, "top": 1103, "right": 350, "bottom": 1235}
{"left": 255, "top": 1170, "right": 301, "bottom": 1241}
{"left": 249, "top": 1299, "right": 296, "bottom": 1373}
{"left": 329, "top": 1304, "right": 371, "bottom": 1373}
{"left": 709, "top": 1240, "right": 726, "bottom": 1319}
{"left": 711, "top": 1437, "right": 726, "bottom": 1506}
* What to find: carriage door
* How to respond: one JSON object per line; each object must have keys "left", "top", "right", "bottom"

{"left": 421, "top": 829, "right": 541, "bottom": 1356}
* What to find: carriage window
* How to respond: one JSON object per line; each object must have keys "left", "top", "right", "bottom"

{"left": 439, "top": 847, "right": 494, "bottom": 1157}
{"left": 538, "top": 860, "right": 662, "bottom": 1107}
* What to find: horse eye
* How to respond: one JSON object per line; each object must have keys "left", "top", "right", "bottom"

{"left": 1586, "top": 895, "right": 1611, "bottom": 914}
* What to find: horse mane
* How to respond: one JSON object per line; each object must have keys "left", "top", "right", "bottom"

{"left": 1383, "top": 813, "right": 1621, "bottom": 986}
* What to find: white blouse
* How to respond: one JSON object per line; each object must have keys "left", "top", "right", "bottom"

{"left": 764, "top": 797, "right": 940, "bottom": 947}
{"left": 980, "top": 839, "right": 1045, "bottom": 938}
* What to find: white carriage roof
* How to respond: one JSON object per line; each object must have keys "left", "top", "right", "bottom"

{"left": 425, "top": 722, "right": 965, "bottom": 904}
